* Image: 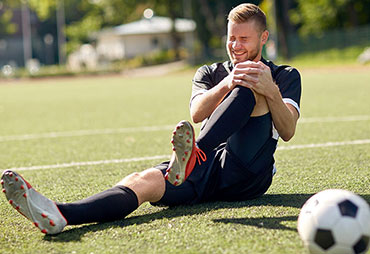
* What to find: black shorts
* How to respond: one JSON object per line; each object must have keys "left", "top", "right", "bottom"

{"left": 152, "top": 138, "right": 276, "bottom": 207}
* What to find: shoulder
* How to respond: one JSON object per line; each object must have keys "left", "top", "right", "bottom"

{"left": 196, "top": 61, "right": 230, "bottom": 75}
{"left": 193, "top": 61, "right": 230, "bottom": 87}
{"left": 262, "top": 58, "right": 301, "bottom": 83}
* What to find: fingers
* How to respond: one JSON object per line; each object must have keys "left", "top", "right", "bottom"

{"left": 228, "top": 75, "right": 255, "bottom": 90}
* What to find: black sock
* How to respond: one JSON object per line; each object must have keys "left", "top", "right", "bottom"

{"left": 196, "top": 86, "right": 256, "bottom": 153}
{"left": 56, "top": 186, "right": 139, "bottom": 225}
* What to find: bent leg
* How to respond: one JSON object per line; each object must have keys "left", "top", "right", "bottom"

{"left": 196, "top": 86, "right": 256, "bottom": 153}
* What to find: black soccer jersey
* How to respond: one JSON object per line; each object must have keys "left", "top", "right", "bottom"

{"left": 191, "top": 58, "right": 302, "bottom": 116}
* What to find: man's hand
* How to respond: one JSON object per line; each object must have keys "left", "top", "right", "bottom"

{"left": 228, "top": 61, "right": 277, "bottom": 99}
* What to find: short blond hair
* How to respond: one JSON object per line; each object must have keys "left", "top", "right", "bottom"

{"left": 228, "top": 3, "right": 267, "bottom": 32}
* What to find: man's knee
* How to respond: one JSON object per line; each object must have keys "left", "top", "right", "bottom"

{"left": 116, "top": 168, "right": 165, "bottom": 204}
{"left": 231, "top": 85, "right": 254, "bottom": 99}
{"left": 119, "top": 168, "right": 163, "bottom": 186}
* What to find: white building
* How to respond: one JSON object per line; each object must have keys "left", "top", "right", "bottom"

{"left": 95, "top": 16, "right": 196, "bottom": 60}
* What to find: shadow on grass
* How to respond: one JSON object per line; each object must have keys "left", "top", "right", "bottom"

{"left": 44, "top": 193, "right": 370, "bottom": 242}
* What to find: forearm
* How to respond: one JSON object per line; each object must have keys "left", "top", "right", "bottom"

{"left": 266, "top": 86, "right": 298, "bottom": 141}
{"left": 191, "top": 78, "right": 231, "bottom": 123}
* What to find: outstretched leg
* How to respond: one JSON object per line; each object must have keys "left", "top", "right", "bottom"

{"left": 1, "top": 168, "right": 165, "bottom": 234}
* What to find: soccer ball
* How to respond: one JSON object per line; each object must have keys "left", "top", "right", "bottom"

{"left": 297, "top": 189, "right": 370, "bottom": 254}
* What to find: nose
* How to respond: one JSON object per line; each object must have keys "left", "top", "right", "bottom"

{"left": 232, "top": 40, "right": 242, "bottom": 50}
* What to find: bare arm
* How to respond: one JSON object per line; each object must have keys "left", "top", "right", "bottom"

{"left": 190, "top": 77, "right": 231, "bottom": 123}
{"left": 265, "top": 84, "right": 299, "bottom": 141}
{"left": 236, "top": 61, "right": 299, "bottom": 141}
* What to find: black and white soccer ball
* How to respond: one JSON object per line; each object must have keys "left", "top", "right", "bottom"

{"left": 298, "top": 189, "right": 370, "bottom": 254}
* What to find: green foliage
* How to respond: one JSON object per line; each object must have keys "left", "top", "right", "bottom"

{"left": 0, "top": 8, "right": 17, "bottom": 34}
{"left": 290, "top": 0, "right": 370, "bottom": 37}
{"left": 65, "top": 15, "right": 102, "bottom": 54}
{"left": 28, "top": 0, "right": 56, "bottom": 20}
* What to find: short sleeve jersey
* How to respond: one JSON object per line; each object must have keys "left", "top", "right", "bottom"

{"left": 191, "top": 58, "right": 302, "bottom": 115}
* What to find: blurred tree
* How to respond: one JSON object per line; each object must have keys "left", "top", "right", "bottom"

{"left": 290, "top": 0, "right": 370, "bottom": 37}
{"left": 0, "top": 0, "right": 19, "bottom": 36}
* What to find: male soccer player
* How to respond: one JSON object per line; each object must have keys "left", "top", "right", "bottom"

{"left": 1, "top": 3, "right": 301, "bottom": 235}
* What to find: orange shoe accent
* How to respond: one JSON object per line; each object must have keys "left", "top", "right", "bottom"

{"left": 184, "top": 145, "right": 207, "bottom": 179}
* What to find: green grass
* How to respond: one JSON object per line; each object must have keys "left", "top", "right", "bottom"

{"left": 283, "top": 45, "right": 369, "bottom": 68}
{"left": 0, "top": 66, "right": 369, "bottom": 254}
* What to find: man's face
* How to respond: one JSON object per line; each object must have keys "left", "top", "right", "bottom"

{"left": 226, "top": 20, "right": 267, "bottom": 64}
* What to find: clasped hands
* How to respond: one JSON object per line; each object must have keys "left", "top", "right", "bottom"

{"left": 227, "top": 60, "right": 276, "bottom": 98}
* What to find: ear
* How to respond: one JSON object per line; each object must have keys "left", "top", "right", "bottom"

{"left": 261, "top": 30, "right": 269, "bottom": 45}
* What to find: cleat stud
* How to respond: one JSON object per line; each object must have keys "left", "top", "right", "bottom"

{"left": 16, "top": 206, "right": 20, "bottom": 210}
{"left": 164, "top": 173, "right": 169, "bottom": 180}
{"left": 9, "top": 200, "right": 13, "bottom": 205}
{"left": 2, "top": 189, "right": 6, "bottom": 193}
{"left": 34, "top": 222, "right": 39, "bottom": 228}
{"left": 184, "top": 151, "right": 188, "bottom": 155}
{"left": 172, "top": 147, "right": 176, "bottom": 151}
{"left": 9, "top": 172, "right": 13, "bottom": 177}
{"left": 176, "top": 126, "right": 180, "bottom": 130}
{"left": 171, "top": 139, "right": 174, "bottom": 144}
{"left": 182, "top": 157, "right": 185, "bottom": 161}
{"left": 186, "top": 131, "right": 190, "bottom": 135}
{"left": 49, "top": 220, "right": 55, "bottom": 226}
{"left": 23, "top": 193, "right": 27, "bottom": 198}
{"left": 186, "top": 139, "right": 190, "bottom": 143}
{"left": 41, "top": 229, "right": 47, "bottom": 234}
{"left": 166, "top": 168, "right": 171, "bottom": 173}
{"left": 1, "top": 180, "right": 3, "bottom": 185}
{"left": 15, "top": 177, "right": 18, "bottom": 182}
{"left": 41, "top": 213, "right": 47, "bottom": 218}
{"left": 172, "top": 131, "right": 176, "bottom": 135}
{"left": 20, "top": 185, "right": 24, "bottom": 190}
{"left": 174, "top": 181, "right": 179, "bottom": 186}
{"left": 176, "top": 174, "right": 180, "bottom": 179}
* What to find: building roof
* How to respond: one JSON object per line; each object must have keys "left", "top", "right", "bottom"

{"left": 98, "top": 16, "right": 196, "bottom": 36}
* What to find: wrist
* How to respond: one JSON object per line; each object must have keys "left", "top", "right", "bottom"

{"left": 266, "top": 83, "right": 281, "bottom": 101}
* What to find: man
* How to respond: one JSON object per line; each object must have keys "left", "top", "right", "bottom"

{"left": 1, "top": 3, "right": 301, "bottom": 235}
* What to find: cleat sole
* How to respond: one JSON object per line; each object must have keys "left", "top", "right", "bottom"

{"left": 1, "top": 170, "right": 67, "bottom": 234}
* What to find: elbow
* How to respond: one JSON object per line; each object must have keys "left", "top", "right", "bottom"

{"left": 191, "top": 112, "right": 203, "bottom": 124}
{"left": 280, "top": 129, "right": 295, "bottom": 142}
{"left": 190, "top": 108, "right": 204, "bottom": 124}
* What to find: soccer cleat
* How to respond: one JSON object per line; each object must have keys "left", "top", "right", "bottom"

{"left": 1, "top": 170, "right": 67, "bottom": 235}
{"left": 166, "top": 120, "right": 206, "bottom": 186}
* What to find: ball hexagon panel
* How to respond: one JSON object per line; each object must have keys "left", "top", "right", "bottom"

{"left": 325, "top": 243, "right": 354, "bottom": 254}
{"left": 313, "top": 204, "right": 341, "bottom": 229}
{"left": 357, "top": 205, "right": 370, "bottom": 236}
{"left": 332, "top": 217, "right": 363, "bottom": 247}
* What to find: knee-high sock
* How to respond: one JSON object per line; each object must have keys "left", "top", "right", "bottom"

{"left": 196, "top": 86, "right": 256, "bottom": 153}
{"left": 56, "top": 185, "right": 138, "bottom": 225}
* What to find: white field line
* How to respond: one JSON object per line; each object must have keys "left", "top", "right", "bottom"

{"left": 0, "top": 115, "right": 369, "bottom": 142}
{"left": 2, "top": 139, "right": 369, "bottom": 172}
{"left": 3, "top": 155, "right": 171, "bottom": 172}
{"left": 0, "top": 125, "right": 175, "bottom": 142}
{"left": 299, "top": 115, "right": 370, "bottom": 123}
{"left": 277, "top": 139, "right": 370, "bottom": 150}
